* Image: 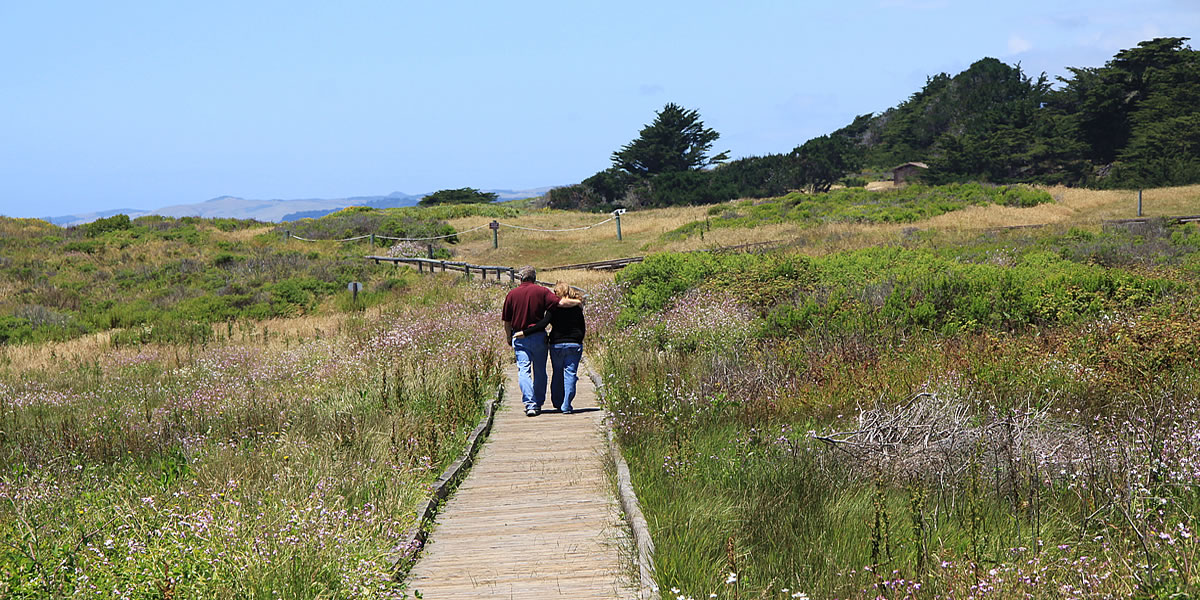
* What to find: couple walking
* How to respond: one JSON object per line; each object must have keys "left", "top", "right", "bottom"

{"left": 501, "top": 266, "right": 586, "bottom": 416}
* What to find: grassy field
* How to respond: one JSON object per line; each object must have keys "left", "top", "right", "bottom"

{"left": 0, "top": 276, "right": 507, "bottom": 598}
{"left": 2, "top": 183, "right": 1199, "bottom": 598}
{"left": 447, "top": 184, "right": 1200, "bottom": 270}
{"left": 581, "top": 187, "right": 1200, "bottom": 599}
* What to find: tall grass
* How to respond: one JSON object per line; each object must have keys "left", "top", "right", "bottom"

{"left": 0, "top": 279, "right": 508, "bottom": 598}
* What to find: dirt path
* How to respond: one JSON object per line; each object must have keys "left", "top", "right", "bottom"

{"left": 405, "top": 363, "right": 636, "bottom": 599}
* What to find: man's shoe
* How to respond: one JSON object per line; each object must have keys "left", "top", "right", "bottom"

{"left": 525, "top": 408, "right": 538, "bottom": 417}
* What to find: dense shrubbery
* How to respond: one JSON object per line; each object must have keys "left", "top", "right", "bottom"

{"left": 278, "top": 204, "right": 521, "bottom": 241}
{"left": 617, "top": 242, "right": 1170, "bottom": 338}
{"left": 0, "top": 216, "right": 396, "bottom": 345}
{"left": 417, "top": 187, "right": 499, "bottom": 206}
{"left": 279, "top": 206, "right": 458, "bottom": 242}
{"left": 597, "top": 222, "right": 1200, "bottom": 597}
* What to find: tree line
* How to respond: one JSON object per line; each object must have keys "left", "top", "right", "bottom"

{"left": 547, "top": 37, "right": 1199, "bottom": 212}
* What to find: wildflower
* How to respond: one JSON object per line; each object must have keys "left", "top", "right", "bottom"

{"left": 792, "top": 593, "right": 809, "bottom": 599}
{"left": 725, "top": 572, "right": 737, "bottom": 584}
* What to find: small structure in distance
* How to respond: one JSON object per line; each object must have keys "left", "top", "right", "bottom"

{"left": 892, "top": 162, "right": 928, "bottom": 186}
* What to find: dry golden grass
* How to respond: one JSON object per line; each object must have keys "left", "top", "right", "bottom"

{"left": 926, "top": 184, "right": 1200, "bottom": 230}
{"left": 446, "top": 206, "right": 713, "bottom": 268}
{"left": 210, "top": 224, "right": 277, "bottom": 242}
{"left": 1, "top": 330, "right": 114, "bottom": 374}
{"left": 445, "top": 202, "right": 911, "bottom": 267}
{"left": 213, "top": 311, "right": 356, "bottom": 345}
{"left": 0, "top": 311, "right": 364, "bottom": 376}
{"left": 444, "top": 184, "right": 1200, "bottom": 269}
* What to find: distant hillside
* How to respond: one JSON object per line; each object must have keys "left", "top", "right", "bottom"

{"left": 45, "top": 208, "right": 151, "bottom": 226}
{"left": 48, "top": 187, "right": 555, "bottom": 225}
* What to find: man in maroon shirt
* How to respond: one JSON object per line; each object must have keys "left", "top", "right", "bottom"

{"left": 502, "top": 266, "right": 579, "bottom": 416}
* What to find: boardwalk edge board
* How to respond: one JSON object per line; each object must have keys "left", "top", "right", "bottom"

{"left": 386, "top": 382, "right": 506, "bottom": 579}
{"left": 589, "top": 369, "right": 661, "bottom": 600}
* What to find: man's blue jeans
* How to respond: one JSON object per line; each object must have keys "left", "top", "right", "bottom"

{"left": 513, "top": 331, "right": 548, "bottom": 411}
{"left": 549, "top": 343, "right": 583, "bottom": 412}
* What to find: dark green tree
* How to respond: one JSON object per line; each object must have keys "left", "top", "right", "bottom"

{"left": 612, "top": 103, "right": 730, "bottom": 177}
{"left": 791, "top": 135, "right": 862, "bottom": 192}
{"left": 418, "top": 187, "right": 499, "bottom": 206}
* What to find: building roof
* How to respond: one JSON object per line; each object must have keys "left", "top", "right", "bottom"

{"left": 892, "top": 161, "right": 929, "bottom": 171}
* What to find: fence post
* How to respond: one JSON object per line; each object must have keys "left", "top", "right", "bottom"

{"left": 1138, "top": 189, "right": 1143, "bottom": 217}
{"left": 285, "top": 230, "right": 291, "bottom": 240}
{"left": 370, "top": 233, "right": 375, "bottom": 247}
{"left": 615, "top": 212, "right": 623, "bottom": 241}
{"left": 427, "top": 244, "right": 434, "bottom": 259}
{"left": 490, "top": 220, "right": 500, "bottom": 249}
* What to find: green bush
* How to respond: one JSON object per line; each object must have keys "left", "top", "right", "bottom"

{"left": 617, "top": 246, "right": 1172, "bottom": 339}
{"left": 83, "top": 214, "right": 132, "bottom": 237}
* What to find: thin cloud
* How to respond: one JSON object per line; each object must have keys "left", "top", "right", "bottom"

{"left": 1008, "top": 35, "right": 1034, "bottom": 54}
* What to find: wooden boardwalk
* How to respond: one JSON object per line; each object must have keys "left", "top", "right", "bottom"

{"left": 406, "top": 364, "right": 636, "bottom": 599}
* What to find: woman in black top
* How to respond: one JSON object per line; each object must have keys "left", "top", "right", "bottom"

{"left": 513, "top": 282, "right": 585, "bottom": 413}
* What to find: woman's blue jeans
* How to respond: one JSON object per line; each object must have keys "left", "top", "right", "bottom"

{"left": 549, "top": 343, "right": 583, "bottom": 412}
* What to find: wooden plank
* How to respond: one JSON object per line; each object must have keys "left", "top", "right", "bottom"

{"left": 405, "top": 364, "right": 636, "bottom": 599}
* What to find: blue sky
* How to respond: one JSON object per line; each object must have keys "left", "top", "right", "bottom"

{"left": 1, "top": 1, "right": 1196, "bottom": 218}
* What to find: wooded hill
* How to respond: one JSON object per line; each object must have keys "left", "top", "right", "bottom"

{"left": 551, "top": 37, "right": 1199, "bottom": 211}
{"left": 841, "top": 36, "right": 1200, "bottom": 187}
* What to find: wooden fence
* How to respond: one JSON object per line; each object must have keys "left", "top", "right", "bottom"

{"left": 367, "top": 256, "right": 516, "bottom": 281}
{"left": 367, "top": 256, "right": 586, "bottom": 295}
{"left": 1103, "top": 215, "right": 1200, "bottom": 227}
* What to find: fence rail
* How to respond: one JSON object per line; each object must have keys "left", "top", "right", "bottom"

{"left": 367, "top": 256, "right": 586, "bottom": 295}
{"left": 367, "top": 256, "right": 517, "bottom": 281}
{"left": 1103, "top": 215, "right": 1200, "bottom": 226}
